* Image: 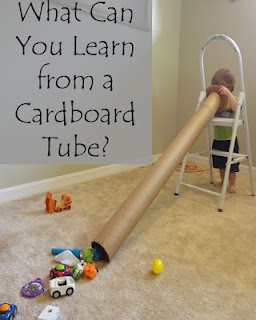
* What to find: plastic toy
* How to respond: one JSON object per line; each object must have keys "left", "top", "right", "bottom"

{"left": 54, "top": 250, "right": 80, "bottom": 267}
{"left": 71, "top": 260, "right": 86, "bottom": 280}
{"left": 0, "top": 303, "right": 17, "bottom": 319}
{"left": 50, "top": 264, "right": 71, "bottom": 279}
{"left": 38, "top": 305, "right": 60, "bottom": 320}
{"left": 152, "top": 259, "right": 163, "bottom": 274}
{"left": 82, "top": 263, "right": 97, "bottom": 280}
{"left": 21, "top": 278, "right": 45, "bottom": 298}
{"left": 92, "top": 246, "right": 104, "bottom": 261}
{"left": 81, "top": 248, "right": 94, "bottom": 263}
{"left": 51, "top": 247, "right": 95, "bottom": 262}
{"left": 49, "top": 276, "right": 75, "bottom": 299}
{"left": 45, "top": 192, "right": 72, "bottom": 214}
{"left": 51, "top": 248, "right": 82, "bottom": 259}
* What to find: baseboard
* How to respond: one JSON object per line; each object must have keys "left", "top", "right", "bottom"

{"left": 0, "top": 155, "right": 160, "bottom": 203}
{"left": 0, "top": 154, "right": 254, "bottom": 203}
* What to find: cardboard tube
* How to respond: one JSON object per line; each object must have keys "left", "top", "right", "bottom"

{"left": 92, "top": 92, "right": 221, "bottom": 262}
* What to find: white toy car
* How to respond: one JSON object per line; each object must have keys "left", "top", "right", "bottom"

{"left": 49, "top": 276, "right": 75, "bottom": 299}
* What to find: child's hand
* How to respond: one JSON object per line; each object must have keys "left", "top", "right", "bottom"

{"left": 218, "top": 85, "right": 230, "bottom": 97}
{"left": 218, "top": 85, "right": 237, "bottom": 111}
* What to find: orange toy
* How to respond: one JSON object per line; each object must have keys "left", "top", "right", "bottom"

{"left": 82, "top": 263, "right": 97, "bottom": 280}
{"left": 45, "top": 192, "right": 72, "bottom": 214}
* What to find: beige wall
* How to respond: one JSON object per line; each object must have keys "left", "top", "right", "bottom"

{"left": 0, "top": 0, "right": 181, "bottom": 189}
{"left": 0, "top": 164, "right": 100, "bottom": 189}
{"left": 152, "top": 0, "right": 181, "bottom": 153}
{"left": 178, "top": 0, "right": 256, "bottom": 165}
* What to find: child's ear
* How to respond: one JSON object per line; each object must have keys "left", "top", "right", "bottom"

{"left": 229, "top": 84, "right": 234, "bottom": 92}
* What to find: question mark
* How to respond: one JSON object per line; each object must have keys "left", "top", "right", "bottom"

{"left": 103, "top": 136, "right": 109, "bottom": 157}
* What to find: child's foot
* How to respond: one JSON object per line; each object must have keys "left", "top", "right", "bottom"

{"left": 228, "top": 185, "right": 236, "bottom": 193}
{"left": 214, "top": 181, "right": 223, "bottom": 187}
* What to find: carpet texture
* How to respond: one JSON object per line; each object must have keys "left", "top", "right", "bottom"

{"left": 1, "top": 164, "right": 256, "bottom": 319}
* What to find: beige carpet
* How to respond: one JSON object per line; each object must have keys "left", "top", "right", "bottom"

{"left": 1, "top": 164, "right": 256, "bottom": 319}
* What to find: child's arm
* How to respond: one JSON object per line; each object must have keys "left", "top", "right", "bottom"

{"left": 218, "top": 85, "right": 237, "bottom": 111}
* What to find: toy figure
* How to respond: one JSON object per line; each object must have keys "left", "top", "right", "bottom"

{"left": 45, "top": 192, "right": 72, "bottom": 213}
{"left": 71, "top": 260, "right": 86, "bottom": 280}
{"left": 82, "top": 263, "right": 97, "bottom": 280}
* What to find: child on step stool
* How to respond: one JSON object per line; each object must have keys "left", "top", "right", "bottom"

{"left": 208, "top": 68, "right": 239, "bottom": 193}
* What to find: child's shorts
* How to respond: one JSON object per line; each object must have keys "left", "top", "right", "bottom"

{"left": 212, "top": 138, "right": 240, "bottom": 172}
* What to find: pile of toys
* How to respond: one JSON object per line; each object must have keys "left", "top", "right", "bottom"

{"left": 19, "top": 247, "right": 99, "bottom": 301}
{"left": 1, "top": 192, "right": 99, "bottom": 320}
{"left": 3, "top": 248, "right": 99, "bottom": 319}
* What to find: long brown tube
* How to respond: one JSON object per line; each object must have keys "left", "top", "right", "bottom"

{"left": 92, "top": 92, "right": 221, "bottom": 262}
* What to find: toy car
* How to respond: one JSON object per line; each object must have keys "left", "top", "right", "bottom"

{"left": 0, "top": 303, "right": 17, "bottom": 319}
{"left": 50, "top": 264, "right": 71, "bottom": 279}
{"left": 49, "top": 276, "right": 75, "bottom": 299}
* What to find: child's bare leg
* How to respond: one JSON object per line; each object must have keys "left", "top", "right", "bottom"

{"left": 215, "top": 168, "right": 225, "bottom": 186}
{"left": 219, "top": 169, "right": 225, "bottom": 184}
{"left": 228, "top": 172, "right": 236, "bottom": 193}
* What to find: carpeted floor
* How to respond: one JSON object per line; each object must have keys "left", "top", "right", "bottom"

{"left": 1, "top": 163, "right": 256, "bottom": 319}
